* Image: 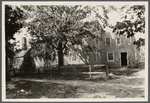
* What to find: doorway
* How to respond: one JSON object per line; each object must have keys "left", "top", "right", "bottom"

{"left": 121, "top": 52, "right": 127, "bottom": 67}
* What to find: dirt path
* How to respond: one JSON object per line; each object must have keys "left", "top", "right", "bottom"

{"left": 12, "top": 77, "right": 144, "bottom": 89}
{"left": 6, "top": 70, "right": 145, "bottom": 98}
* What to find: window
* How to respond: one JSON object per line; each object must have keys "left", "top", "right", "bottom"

{"left": 107, "top": 52, "right": 114, "bottom": 62}
{"left": 72, "top": 53, "right": 77, "bottom": 61}
{"left": 96, "top": 52, "right": 99, "bottom": 57}
{"left": 106, "top": 38, "right": 111, "bottom": 46}
{"left": 116, "top": 38, "right": 121, "bottom": 45}
{"left": 69, "top": 53, "right": 72, "bottom": 61}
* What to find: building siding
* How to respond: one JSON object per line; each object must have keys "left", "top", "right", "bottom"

{"left": 64, "top": 31, "right": 140, "bottom": 68}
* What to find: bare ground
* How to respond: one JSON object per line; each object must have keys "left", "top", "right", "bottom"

{"left": 6, "top": 68, "right": 145, "bottom": 98}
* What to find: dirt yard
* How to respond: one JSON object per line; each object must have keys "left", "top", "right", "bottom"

{"left": 6, "top": 68, "right": 145, "bottom": 98}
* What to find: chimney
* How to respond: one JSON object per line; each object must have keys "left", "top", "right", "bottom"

{"left": 22, "top": 37, "right": 27, "bottom": 50}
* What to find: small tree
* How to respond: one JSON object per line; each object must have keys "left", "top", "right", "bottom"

{"left": 70, "top": 20, "right": 104, "bottom": 65}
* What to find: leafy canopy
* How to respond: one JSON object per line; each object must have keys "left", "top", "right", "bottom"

{"left": 22, "top": 5, "right": 93, "bottom": 61}
{"left": 25, "top": 5, "right": 91, "bottom": 50}
{"left": 113, "top": 5, "right": 145, "bottom": 49}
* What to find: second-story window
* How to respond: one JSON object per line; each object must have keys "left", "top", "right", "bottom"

{"left": 116, "top": 38, "right": 121, "bottom": 45}
{"left": 106, "top": 38, "right": 111, "bottom": 46}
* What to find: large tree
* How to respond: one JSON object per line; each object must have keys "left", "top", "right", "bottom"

{"left": 24, "top": 5, "right": 92, "bottom": 73}
{"left": 5, "top": 5, "right": 24, "bottom": 81}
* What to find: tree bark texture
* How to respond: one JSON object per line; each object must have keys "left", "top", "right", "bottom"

{"left": 57, "top": 42, "right": 64, "bottom": 75}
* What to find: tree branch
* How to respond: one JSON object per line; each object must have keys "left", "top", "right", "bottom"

{"left": 47, "top": 40, "right": 59, "bottom": 50}
{"left": 76, "top": 52, "right": 89, "bottom": 65}
{"left": 62, "top": 39, "right": 68, "bottom": 50}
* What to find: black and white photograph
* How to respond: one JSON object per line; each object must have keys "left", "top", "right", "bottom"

{"left": 2, "top": 1, "right": 148, "bottom": 102}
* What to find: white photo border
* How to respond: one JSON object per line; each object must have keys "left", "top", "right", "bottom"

{"left": 2, "top": 1, "right": 149, "bottom": 102}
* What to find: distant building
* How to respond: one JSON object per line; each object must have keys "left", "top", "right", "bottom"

{"left": 13, "top": 37, "right": 36, "bottom": 73}
{"left": 13, "top": 38, "right": 58, "bottom": 73}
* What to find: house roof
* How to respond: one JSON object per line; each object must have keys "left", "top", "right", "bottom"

{"left": 14, "top": 48, "right": 31, "bottom": 58}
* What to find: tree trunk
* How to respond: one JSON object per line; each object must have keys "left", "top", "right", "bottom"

{"left": 6, "top": 57, "right": 11, "bottom": 81}
{"left": 58, "top": 50, "right": 64, "bottom": 66}
{"left": 57, "top": 42, "right": 64, "bottom": 75}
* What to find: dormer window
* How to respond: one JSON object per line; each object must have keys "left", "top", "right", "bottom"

{"left": 116, "top": 38, "right": 121, "bottom": 45}
{"left": 106, "top": 38, "right": 111, "bottom": 46}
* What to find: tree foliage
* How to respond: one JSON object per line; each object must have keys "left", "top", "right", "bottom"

{"left": 24, "top": 5, "right": 91, "bottom": 66}
{"left": 70, "top": 20, "right": 104, "bottom": 65}
{"left": 30, "top": 43, "right": 56, "bottom": 62}
{"left": 113, "top": 5, "right": 145, "bottom": 48}
{"left": 23, "top": 5, "right": 113, "bottom": 66}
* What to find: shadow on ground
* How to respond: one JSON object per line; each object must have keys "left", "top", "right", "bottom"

{"left": 109, "top": 67, "right": 144, "bottom": 76}
{"left": 13, "top": 67, "right": 144, "bottom": 81}
{"left": 6, "top": 78, "right": 144, "bottom": 99}
{"left": 6, "top": 68, "right": 145, "bottom": 98}
{"left": 6, "top": 80, "right": 80, "bottom": 98}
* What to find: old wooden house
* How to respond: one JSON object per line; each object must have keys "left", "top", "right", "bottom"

{"left": 63, "top": 21, "right": 144, "bottom": 68}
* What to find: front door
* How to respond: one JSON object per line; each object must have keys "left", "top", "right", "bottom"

{"left": 121, "top": 52, "right": 127, "bottom": 67}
